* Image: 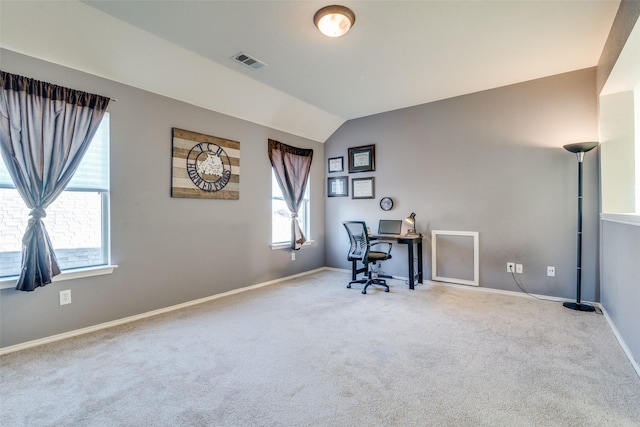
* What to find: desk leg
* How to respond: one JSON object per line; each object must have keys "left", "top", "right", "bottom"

{"left": 408, "top": 243, "right": 415, "bottom": 290}
{"left": 417, "top": 241, "right": 423, "bottom": 284}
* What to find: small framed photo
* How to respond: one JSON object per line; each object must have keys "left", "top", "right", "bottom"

{"left": 348, "top": 144, "right": 375, "bottom": 173}
{"left": 328, "top": 176, "right": 349, "bottom": 197}
{"left": 328, "top": 156, "right": 344, "bottom": 173}
{"left": 352, "top": 177, "right": 375, "bottom": 199}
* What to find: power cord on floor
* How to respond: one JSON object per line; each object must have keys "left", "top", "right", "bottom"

{"left": 508, "top": 269, "right": 603, "bottom": 314}
{"left": 508, "top": 269, "right": 552, "bottom": 302}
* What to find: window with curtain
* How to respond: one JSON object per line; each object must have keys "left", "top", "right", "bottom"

{"left": 0, "top": 114, "right": 110, "bottom": 277}
{"left": 271, "top": 169, "right": 310, "bottom": 245}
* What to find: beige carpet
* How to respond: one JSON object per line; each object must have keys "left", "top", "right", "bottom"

{"left": 1, "top": 270, "right": 639, "bottom": 426}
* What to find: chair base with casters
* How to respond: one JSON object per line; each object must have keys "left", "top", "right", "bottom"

{"left": 347, "top": 257, "right": 392, "bottom": 294}
{"left": 343, "top": 221, "right": 393, "bottom": 295}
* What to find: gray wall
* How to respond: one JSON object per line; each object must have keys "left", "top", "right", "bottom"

{"left": 598, "top": 3, "right": 640, "bottom": 368}
{"left": 325, "top": 69, "right": 600, "bottom": 300}
{"left": 0, "top": 49, "right": 325, "bottom": 348}
{"left": 601, "top": 220, "right": 640, "bottom": 363}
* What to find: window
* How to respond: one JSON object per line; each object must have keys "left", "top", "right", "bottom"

{"left": 271, "top": 169, "right": 310, "bottom": 244}
{"left": 0, "top": 114, "right": 110, "bottom": 278}
{"left": 599, "top": 20, "right": 640, "bottom": 216}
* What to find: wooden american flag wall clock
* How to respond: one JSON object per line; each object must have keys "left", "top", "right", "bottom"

{"left": 171, "top": 128, "right": 240, "bottom": 199}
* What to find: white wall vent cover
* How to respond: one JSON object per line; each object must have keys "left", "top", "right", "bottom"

{"left": 232, "top": 52, "right": 267, "bottom": 70}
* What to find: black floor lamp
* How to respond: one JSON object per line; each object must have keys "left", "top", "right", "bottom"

{"left": 562, "top": 141, "right": 599, "bottom": 312}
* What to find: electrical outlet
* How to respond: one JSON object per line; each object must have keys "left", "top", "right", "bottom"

{"left": 59, "top": 290, "right": 71, "bottom": 305}
{"left": 547, "top": 266, "right": 555, "bottom": 277}
{"left": 516, "top": 264, "right": 523, "bottom": 274}
{"left": 507, "top": 262, "right": 515, "bottom": 273}
{"left": 291, "top": 252, "right": 295, "bottom": 261}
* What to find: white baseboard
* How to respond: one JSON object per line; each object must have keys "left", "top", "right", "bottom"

{"left": 430, "top": 278, "right": 576, "bottom": 303}
{"left": 322, "top": 267, "right": 350, "bottom": 273}
{"left": 330, "top": 269, "right": 639, "bottom": 378}
{"left": 0, "top": 267, "right": 326, "bottom": 356}
{"left": 421, "top": 280, "right": 640, "bottom": 378}
{"left": 331, "top": 269, "right": 640, "bottom": 377}
{"left": 600, "top": 306, "right": 640, "bottom": 379}
{"left": 330, "top": 267, "right": 582, "bottom": 303}
{"left": 4, "top": 266, "right": 638, "bottom": 381}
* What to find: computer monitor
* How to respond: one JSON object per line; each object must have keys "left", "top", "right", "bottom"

{"left": 378, "top": 219, "right": 402, "bottom": 235}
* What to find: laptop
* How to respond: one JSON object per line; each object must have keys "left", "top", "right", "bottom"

{"left": 376, "top": 219, "right": 402, "bottom": 237}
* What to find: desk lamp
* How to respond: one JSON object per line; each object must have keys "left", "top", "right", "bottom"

{"left": 563, "top": 141, "right": 598, "bottom": 312}
{"left": 405, "top": 212, "right": 417, "bottom": 235}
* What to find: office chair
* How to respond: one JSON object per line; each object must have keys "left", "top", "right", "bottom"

{"left": 343, "top": 221, "right": 393, "bottom": 294}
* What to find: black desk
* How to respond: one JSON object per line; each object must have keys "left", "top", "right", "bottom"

{"left": 370, "top": 234, "right": 423, "bottom": 289}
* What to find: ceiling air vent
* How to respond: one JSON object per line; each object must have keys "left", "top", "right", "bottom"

{"left": 232, "top": 52, "right": 267, "bottom": 70}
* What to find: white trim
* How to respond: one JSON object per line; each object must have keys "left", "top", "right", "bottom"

{"left": 0, "top": 265, "right": 118, "bottom": 290}
{"left": 601, "top": 213, "right": 640, "bottom": 227}
{"left": 422, "top": 281, "right": 640, "bottom": 377}
{"left": 319, "top": 270, "right": 640, "bottom": 378}
{"left": 270, "top": 240, "right": 315, "bottom": 250}
{"left": 427, "top": 279, "right": 576, "bottom": 302}
{"left": 0, "top": 267, "right": 323, "bottom": 355}
{"left": 329, "top": 267, "right": 582, "bottom": 303}
{"left": 600, "top": 306, "right": 640, "bottom": 379}
{"left": 431, "top": 230, "right": 479, "bottom": 286}
{"left": 5, "top": 266, "right": 637, "bottom": 380}
{"left": 323, "top": 266, "right": 350, "bottom": 273}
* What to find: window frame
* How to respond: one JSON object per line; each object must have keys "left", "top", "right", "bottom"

{"left": 0, "top": 114, "right": 115, "bottom": 287}
{"left": 270, "top": 170, "right": 312, "bottom": 248}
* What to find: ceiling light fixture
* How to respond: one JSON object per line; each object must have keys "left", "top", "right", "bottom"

{"left": 314, "top": 5, "right": 355, "bottom": 38}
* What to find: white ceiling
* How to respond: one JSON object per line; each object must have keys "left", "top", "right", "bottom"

{"left": 0, "top": 1, "right": 621, "bottom": 141}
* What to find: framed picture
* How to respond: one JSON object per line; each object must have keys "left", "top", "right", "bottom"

{"left": 328, "top": 176, "right": 348, "bottom": 197}
{"left": 171, "top": 128, "right": 240, "bottom": 199}
{"left": 352, "top": 177, "right": 375, "bottom": 199}
{"left": 328, "top": 156, "right": 344, "bottom": 173}
{"left": 348, "top": 144, "right": 375, "bottom": 173}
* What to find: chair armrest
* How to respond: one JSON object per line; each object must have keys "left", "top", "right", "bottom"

{"left": 370, "top": 242, "right": 392, "bottom": 256}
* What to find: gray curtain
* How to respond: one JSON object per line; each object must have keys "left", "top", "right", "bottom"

{"left": 268, "top": 139, "right": 313, "bottom": 250}
{"left": 0, "top": 71, "right": 110, "bottom": 291}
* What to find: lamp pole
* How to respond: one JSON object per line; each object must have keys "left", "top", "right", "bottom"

{"left": 562, "top": 141, "right": 598, "bottom": 312}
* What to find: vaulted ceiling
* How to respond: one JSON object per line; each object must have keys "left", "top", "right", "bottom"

{"left": 0, "top": 1, "right": 621, "bottom": 141}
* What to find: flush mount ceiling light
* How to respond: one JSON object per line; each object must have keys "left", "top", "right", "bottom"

{"left": 314, "top": 5, "right": 356, "bottom": 37}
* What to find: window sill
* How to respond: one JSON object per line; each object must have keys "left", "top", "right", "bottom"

{"left": 271, "top": 240, "right": 316, "bottom": 250}
{"left": 601, "top": 213, "right": 640, "bottom": 227}
{"left": 0, "top": 264, "right": 118, "bottom": 290}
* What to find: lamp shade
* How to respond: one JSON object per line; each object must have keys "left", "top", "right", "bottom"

{"left": 405, "top": 212, "right": 416, "bottom": 234}
{"left": 314, "top": 5, "right": 356, "bottom": 37}
{"left": 563, "top": 141, "right": 599, "bottom": 154}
